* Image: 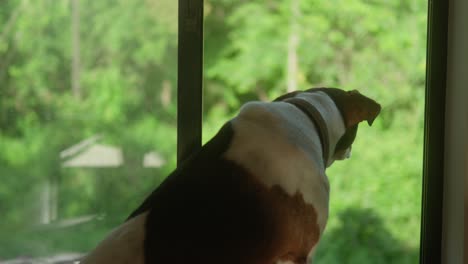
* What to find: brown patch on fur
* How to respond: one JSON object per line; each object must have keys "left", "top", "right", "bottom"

{"left": 142, "top": 157, "right": 320, "bottom": 264}
{"left": 234, "top": 164, "right": 322, "bottom": 263}
{"left": 236, "top": 162, "right": 322, "bottom": 263}
{"left": 264, "top": 185, "right": 321, "bottom": 263}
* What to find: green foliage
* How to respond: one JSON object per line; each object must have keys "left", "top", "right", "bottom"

{"left": 0, "top": 0, "right": 178, "bottom": 256}
{"left": 0, "top": 0, "right": 426, "bottom": 262}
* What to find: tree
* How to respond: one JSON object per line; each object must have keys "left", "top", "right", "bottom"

{"left": 0, "top": 0, "right": 427, "bottom": 261}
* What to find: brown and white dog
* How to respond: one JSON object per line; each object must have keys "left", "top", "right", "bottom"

{"left": 81, "top": 87, "right": 381, "bottom": 264}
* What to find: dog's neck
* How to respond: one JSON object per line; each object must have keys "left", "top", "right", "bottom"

{"left": 283, "top": 91, "right": 347, "bottom": 168}
{"left": 227, "top": 91, "right": 348, "bottom": 170}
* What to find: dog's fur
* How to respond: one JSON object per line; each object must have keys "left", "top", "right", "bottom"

{"left": 81, "top": 88, "right": 381, "bottom": 264}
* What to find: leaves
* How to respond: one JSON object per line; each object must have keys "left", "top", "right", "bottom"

{"left": 0, "top": 0, "right": 426, "bottom": 261}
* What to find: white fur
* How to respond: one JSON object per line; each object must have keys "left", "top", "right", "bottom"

{"left": 80, "top": 212, "right": 148, "bottom": 264}
{"left": 224, "top": 91, "right": 347, "bottom": 236}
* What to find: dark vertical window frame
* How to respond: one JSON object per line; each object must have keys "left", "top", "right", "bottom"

{"left": 177, "top": 0, "right": 204, "bottom": 165}
{"left": 420, "top": 0, "right": 449, "bottom": 263}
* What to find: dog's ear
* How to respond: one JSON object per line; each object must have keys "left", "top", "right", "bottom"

{"left": 320, "top": 89, "right": 381, "bottom": 128}
{"left": 344, "top": 90, "right": 381, "bottom": 127}
{"left": 275, "top": 88, "right": 381, "bottom": 128}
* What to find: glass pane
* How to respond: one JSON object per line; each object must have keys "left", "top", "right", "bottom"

{"left": 203, "top": 0, "right": 427, "bottom": 263}
{"left": 0, "top": 0, "right": 177, "bottom": 261}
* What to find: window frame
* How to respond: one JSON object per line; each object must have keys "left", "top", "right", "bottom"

{"left": 176, "top": 0, "right": 448, "bottom": 262}
{"left": 177, "top": 0, "right": 204, "bottom": 165}
{"left": 419, "top": 0, "right": 449, "bottom": 263}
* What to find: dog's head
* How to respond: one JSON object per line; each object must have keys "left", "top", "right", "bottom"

{"left": 274, "top": 87, "right": 381, "bottom": 163}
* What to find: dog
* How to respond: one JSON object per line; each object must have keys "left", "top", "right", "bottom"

{"left": 81, "top": 87, "right": 381, "bottom": 264}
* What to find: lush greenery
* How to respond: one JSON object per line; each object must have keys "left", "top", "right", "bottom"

{"left": 0, "top": 0, "right": 426, "bottom": 262}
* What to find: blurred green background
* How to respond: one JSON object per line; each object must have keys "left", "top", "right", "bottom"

{"left": 0, "top": 0, "right": 426, "bottom": 263}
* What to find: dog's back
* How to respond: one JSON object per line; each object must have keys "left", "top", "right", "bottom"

{"left": 81, "top": 102, "right": 326, "bottom": 264}
{"left": 81, "top": 89, "right": 381, "bottom": 264}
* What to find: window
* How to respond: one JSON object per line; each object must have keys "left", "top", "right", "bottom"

{"left": 0, "top": 0, "right": 449, "bottom": 263}
{"left": 203, "top": 1, "right": 427, "bottom": 263}
{"left": 0, "top": 0, "right": 178, "bottom": 260}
